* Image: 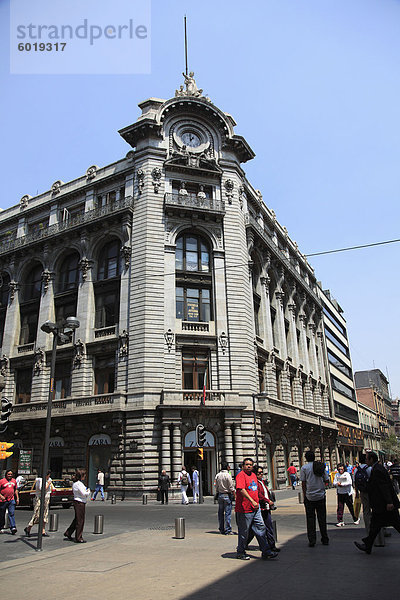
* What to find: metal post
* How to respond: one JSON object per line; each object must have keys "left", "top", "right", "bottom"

{"left": 111, "top": 494, "right": 116, "bottom": 504}
{"left": 198, "top": 458, "right": 204, "bottom": 504}
{"left": 252, "top": 394, "right": 259, "bottom": 465}
{"left": 272, "top": 519, "right": 278, "bottom": 542}
{"left": 49, "top": 513, "right": 58, "bottom": 532}
{"left": 175, "top": 517, "right": 185, "bottom": 539}
{"left": 94, "top": 514, "right": 104, "bottom": 534}
{"left": 142, "top": 493, "right": 148, "bottom": 505}
{"left": 36, "top": 330, "right": 57, "bottom": 552}
{"left": 298, "top": 489, "right": 304, "bottom": 503}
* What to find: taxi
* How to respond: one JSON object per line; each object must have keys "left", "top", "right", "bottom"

{"left": 18, "top": 478, "right": 73, "bottom": 509}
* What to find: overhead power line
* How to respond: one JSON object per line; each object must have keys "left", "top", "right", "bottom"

{"left": 305, "top": 237, "right": 400, "bottom": 257}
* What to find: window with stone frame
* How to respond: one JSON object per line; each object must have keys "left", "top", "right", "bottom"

{"left": 19, "top": 308, "right": 40, "bottom": 345}
{"left": 253, "top": 293, "right": 261, "bottom": 337}
{"left": 0, "top": 272, "right": 10, "bottom": 346}
{"left": 276, "top": 368, "right": 281, "bottom": 400}
{"left": 175, "top": 233, "right": 212, "bottom": 323}
{"left": 19, "top": 263, "right": 42, "bottom": 345}
{"left": 95, "top": 240, "right": 121, "bottom": 329}
{"left": 94, "top": 354, "right": 115, "bottom": 394}
{"left": 98, "top": 240, "right": 120, "bottom": 280}
{"left": 58, "top": 253, "right": 80, "bottom": 293}
{"left": 52, "top": 361, "right": 72, "bottom": 400}
{"left": 94, "top": 286, "right": 120, "bottom": 328}
{"left": 16, "top": 367, "right": 33, "bottom": 404}
{"left": 182, "top": 350, "right": 209, "bottom": 390}
{"left": 258, "top": 361, "right": 266, "bottom": 393}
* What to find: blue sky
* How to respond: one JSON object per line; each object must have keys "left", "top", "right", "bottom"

{"left": 1, "top": 0, "right": 399, "bottom": 398}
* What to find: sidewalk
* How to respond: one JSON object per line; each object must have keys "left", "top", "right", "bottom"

{"left": 1, "top": 489, "right": 398, "bottom": 600}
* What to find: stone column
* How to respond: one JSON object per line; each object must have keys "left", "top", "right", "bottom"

{"left": 1, "top": 282, "right": 20, "bottom": 355}
{"left": 233, "top": 423, "right": 243, "bottom": 467}
{"left": 224, "top": 424, "right": 234, "bottom": 466}
{"left": 316, "top": 331, "right": 327, "bottom": 384}
{"left": 260, "top": 276, "right": 274, "bottom": 350}
{"left": 287, "top": 304, "right": 300, "bottom": 364}
{"left": 308, "top": 323, "right": 320, "bottom": 380}
{"left": 172, "top": 423, "right": 182, "bottom": 482}
{"left": 161, "top": 422, "right": 171, "bottom": 473}
{"left": 298, "top": 314, "right": 310, "bottom": 373}
{"left": 274, "top": 291, "right": 288, "bottom": 359}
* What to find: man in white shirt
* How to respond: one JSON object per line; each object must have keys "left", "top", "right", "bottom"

{"left": 191, "top": 466, "right": 199, "bottom": 503}
{"left": 91, "top": 468, "right": 105, "bottom": 501}
{"left": 300, "top": 450, "right": 330, "bottom": 547}
{"left": 178, "top": 467, "right": 191, "bottom": 505}
{"left": 64, "top": 469, "right": 91, "bottom": 543}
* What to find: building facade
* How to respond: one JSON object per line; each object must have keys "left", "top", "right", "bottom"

{"left": 0, "top": 76, "right": 340, "bottom": 494}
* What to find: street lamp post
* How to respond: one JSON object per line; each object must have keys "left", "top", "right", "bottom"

{"left": 36, "top": 317, "right": 79, "bottom": 552}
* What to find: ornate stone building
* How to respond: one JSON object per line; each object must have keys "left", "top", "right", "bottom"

{"left": 0, "top": 75, "right": 339, "bottom": 494}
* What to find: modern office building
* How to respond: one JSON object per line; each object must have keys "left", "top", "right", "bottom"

{"left": 319, "top": 288, "right": 363, "bottom": 463}
{"left": 0, "top": 75, "right": 340, "bottom": 494}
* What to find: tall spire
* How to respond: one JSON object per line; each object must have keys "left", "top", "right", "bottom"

{"left": 184, "top": 15, "right": 188, "bottom": 76}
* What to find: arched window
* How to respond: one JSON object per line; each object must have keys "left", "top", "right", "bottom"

{"left": 175, "top": 233, "right": 212, "bottom": 323}
{"left": 0, "top": 272, "right": 10, "bottom": 347}
{"left": 23, "top": 264, "right": 42, "bottom": 301}
{"left": 58, "top": 253, "right": 79, "bottom": 292}
{"left": 98, "top": 240, "right": 120, "bottom": 280}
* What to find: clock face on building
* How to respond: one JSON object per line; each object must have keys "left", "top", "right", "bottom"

{"left": 180, "top": 131, "right": 201, "bottom": 147}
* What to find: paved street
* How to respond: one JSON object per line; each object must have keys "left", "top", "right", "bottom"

{"left": 0, "top": 488, "right": 399, "bottom": 599}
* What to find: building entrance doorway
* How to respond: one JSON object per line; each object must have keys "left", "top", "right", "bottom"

{"left": 183, "top": 449, "right": 214, "bottom": 496}
{"left": 87, "top": 434, "right": 112, "bottom": 490}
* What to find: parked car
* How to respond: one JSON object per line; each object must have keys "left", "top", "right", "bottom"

{"left": 18, "top": 478, "right": 73, "bottom": 509}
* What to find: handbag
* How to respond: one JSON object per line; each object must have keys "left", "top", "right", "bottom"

{"left": 353, "top": 496, "right": 362, "bottom": 519}
{"left": 156, "top": 489, "right": 162, "bottom": 502}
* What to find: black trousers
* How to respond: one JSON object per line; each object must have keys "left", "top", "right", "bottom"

{"left": 363, "top": 509, "right": 400, "bottom": 550}
{"left": 304, "top": 497, "right": 329, "bottom": 544}
{"left": 160, "top": 489, "right": 168, "bottom": 504}
{"left": 247, "top": 509, "right": 276, "bottom": 548}
{"left": 65, "top": 500, "right": 86, "bottom": 541}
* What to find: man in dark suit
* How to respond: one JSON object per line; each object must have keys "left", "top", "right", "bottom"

{"left": 354, "top": 451, "right": 400, "bottom": 554}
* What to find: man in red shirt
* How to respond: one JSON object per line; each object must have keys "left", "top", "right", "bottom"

{"left": 235, "top": 457, "right": 278, "bottom": 560}
{"left": 0, "top": 470, "right": 19, "bottom": 534}
{"left": 287, "top": 463, "right": 298, "bottom": 489}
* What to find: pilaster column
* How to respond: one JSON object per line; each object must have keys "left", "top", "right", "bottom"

{"left": 233, "top": 423, "right": 243, "bottom": 467}
{"left": 274, "top": 291, "right": 288, "bottom": 358}
{"left": 316, "top": 331, "right": 326, "bottom": 384}
{"left": 161, "top": 422, "right": 171, "bottom": 473}
{"left": 287, "top": 304, "right": 300, "bottom": 364}
{"left": 260, "top": 276, "right": 274, "bottom": 349}
{"left": 172, "top": 423, "right": 182, "bottom": 483}
{"left": 224, "top": 424, "right": 234, "bottom": 466}
{"left": 308, "top": 323, "right": 320, "bottom": 380}
{"left": 298, "top": 314, "right": 310, "bottom": 373}
{"left": 1, "top": 282, "right": 20, "bottom": 355}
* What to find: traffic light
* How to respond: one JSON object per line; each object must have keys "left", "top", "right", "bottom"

{"left": 0, "top": 398, "right": 13, "bottom": 434}
{"left": 195, "top": 424, "right": 206, "bottom": 447}
{"left": 0, "top": 442, "right": 14, "bottom": 460}
{"left": 197, "top": 447, "right": 204, "bottom": 460}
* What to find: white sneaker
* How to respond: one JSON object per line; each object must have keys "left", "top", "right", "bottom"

{"left": 353, "top": 519, "right": 360, "bottom": 525}
{"left": 335, "top": 522, "right": 345, "bottom": 527}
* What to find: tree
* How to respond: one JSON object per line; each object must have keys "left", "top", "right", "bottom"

{"left": 381, "top": 434, "right": 400, "bottom": 459}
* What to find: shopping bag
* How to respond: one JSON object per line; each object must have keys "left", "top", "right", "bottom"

{"left": 156, "top": 489, "right": 162, "bottom": 502}
{"left": 354, "top": 496, "right": 362, "bottom": 519}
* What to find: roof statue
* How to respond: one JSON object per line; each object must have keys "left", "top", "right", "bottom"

{"left": 175, "top": 72, "right": 211, "bottom": 102}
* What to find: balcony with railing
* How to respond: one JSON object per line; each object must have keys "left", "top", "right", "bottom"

{"left": 94, "top": 325, "right": 118, "bottom": 339}
{"left": 11, "top": 392, "right": 127, "bottom": 420}
{"left": 0, "top": 196, "right": 133, "bottom": 256}
{"left": 164, "top": 193, "right": 225, "bottom": 218}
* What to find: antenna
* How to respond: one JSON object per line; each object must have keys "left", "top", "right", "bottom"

{"left": 184, "top": 15, "right": 188, "bottom": 76}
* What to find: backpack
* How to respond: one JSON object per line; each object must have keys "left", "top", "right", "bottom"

{"left": 180, "top": 473, "right": 189, "bottom": 486}
{"left": 354, "top": 465, "right": 369, "bottom": 492}
{"left": 312, "top": 461, "right": 325, "bottom": 477}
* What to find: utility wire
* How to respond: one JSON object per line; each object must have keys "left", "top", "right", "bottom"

{"left": 305, "top": 237, "right": 400, "bottom": 257}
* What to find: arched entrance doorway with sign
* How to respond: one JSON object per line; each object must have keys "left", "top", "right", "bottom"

{"left": 183, "top": 429, "right": 216, "bottom": 496}
{"left": 49, "top": 437, "right": 64, "bottom": 477}
{"left": 88, "top": 434, "right": 112, "bottom": 490}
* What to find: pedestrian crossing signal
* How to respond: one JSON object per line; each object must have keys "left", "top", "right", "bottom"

{"left": 197, "top": 448, "right": 204, "bottom": 460}
{"left": 0, "top": 442, "right": 14, "bottom": 460}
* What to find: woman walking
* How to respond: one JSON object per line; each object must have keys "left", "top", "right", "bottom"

{"left": 64, "top": 469, "right": 91, "bottom": 543}
{"left": 24, "top": 471, "right": 52, "bottom": 537}
{"left": 334, "top": 463, "right": 360, "bottom": 527}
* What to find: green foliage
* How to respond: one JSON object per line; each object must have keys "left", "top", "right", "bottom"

{"left": 381, "top": 434, "right": 400, "bottom": 459}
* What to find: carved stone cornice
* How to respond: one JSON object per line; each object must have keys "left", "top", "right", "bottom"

{"left": 41, "top": 269, "right": 54, "bottom": 294}
{"left": 78, "top": 258, "right": 93, "bottom": 282}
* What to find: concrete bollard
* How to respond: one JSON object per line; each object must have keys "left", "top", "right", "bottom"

{"left": 49, "top": 513, "right": 59, "bottom": 532}
{"left": 298, "top": 490, "right": 304, "bottom": 504}
{"left": 272, "top": 519, "right": 278, "bottom": 542}
{"left": 111, "top": 494, "right": 116, "bottom": 504}
{"left": 175, "top": 517, "right": 185, "bottom": 539}
{"left": 94, "top": 514, "right": 104, "bottom": 534}
{"left": 142, "top": 494, "right": 148, "bottom": 505}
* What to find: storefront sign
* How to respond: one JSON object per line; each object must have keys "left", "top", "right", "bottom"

{"left": 184, "top": 430, "right": 215, "bottom": 448}
{"left": 88, "top": 433, "right": 111, "bottom": 446}
{"left": 337, "top": 424, "right": 364, "bottom": 447}
{"left": 49, "top": 437, "right": 64, "bottom": 448}
{"left": 18, "top": 449, "right": 33, "bottom": 475}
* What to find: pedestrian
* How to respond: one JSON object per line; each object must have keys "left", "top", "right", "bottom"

{"left": 345, "top": 460, "right": 353, "bottom": 474}
{"left": 158, "top": 469, "right": 170, "bottom": 504}
{"left": 177, "top": 466, "right": 191, "bottom": 505}
{"left": 299, "top": 450, "right": 329, "bottom": 547}
{"left": 247, "top": 465, "right": 279, "bottom": 552}
{"left": 287, "top": 463, "right": 297, "bottom": 489}
{"left": 24, "top": 470, "right": 52, "bottom": 537}
{"left": 235, "top": 457, "right": 278, "bottom": 560}
{"left": 64, "top": 469, "right": 91, "bottom": 543}
{"left": 0, "top": 470, "right": 19, "bottom": 535}
{"left": 16, "top": 475, "right": 26, "bottom": 489}
{"left": 214, "top": 462, "right": 235, "bottom": 535}
{"left": 191, "top": 466, "right": 200, "bottom": 503}
{"left": 354, "top": 451, "right": 400, "bottom": 554}
{"left": 91, "top": 468, "right": 105, "bottom": 501}
{"left": 333, "top": 463, "right": 359, "bottom": 526}
{"left": 389, "top": 459, "right": 400, "bottom": 494}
